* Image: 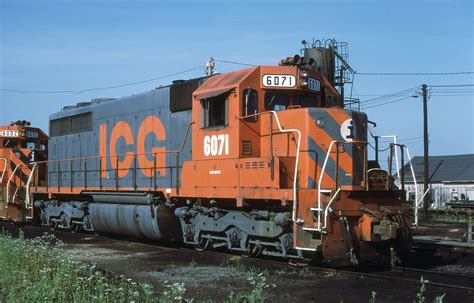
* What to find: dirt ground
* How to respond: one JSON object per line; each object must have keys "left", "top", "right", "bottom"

{"left": 2, "top": 222, "right": 473, "bottom": 303}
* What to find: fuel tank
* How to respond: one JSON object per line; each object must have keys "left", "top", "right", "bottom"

{"left": 90, "top": 203, "right": 182, "bottom": 241}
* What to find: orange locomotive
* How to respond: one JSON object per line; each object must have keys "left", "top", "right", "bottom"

{"left": 0, "top": 43, "right": 413, "bottom": 266}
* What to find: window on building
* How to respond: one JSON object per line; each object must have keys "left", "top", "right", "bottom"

{"left": 202, "top": 95, "right": 228, "bottom": 128}
{"left": 242, "top": 88, "right": 258, "bottom": 122}
{"left": 264, "top": 92, "right": 289, "bottom": 111}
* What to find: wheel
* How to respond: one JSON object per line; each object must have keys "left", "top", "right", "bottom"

{"left": 288, "top": 258, "right": 311, "bottom": 267}
{"left": 240, "top": 244, "right": 261, "bottom": 258}
{"left": 71, "top": 223, "right": 82, "bottom": 233}
{"left": 194, "top": 236, "right": 210, "bottom": 252}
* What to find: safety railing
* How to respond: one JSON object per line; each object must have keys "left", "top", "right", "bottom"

{"left": 237, "top": 111, "right": 302, "bottom": 225}
{"left": 28, "top": 121, "right": 195, "bottom": 197}
{"left": 6, "top": 164, "right": 20, "bottom": 204}
{"left": 386, "top": 143, "right": 420, "bottom": 225}
{"left": 316, "top": 140, "right": 368, "bottom": 232}
{"left": 25, "top": 162, "right": 37, "bottom": 220}
{"left": 0, "top": 157, "right": 7, "bottom": 187}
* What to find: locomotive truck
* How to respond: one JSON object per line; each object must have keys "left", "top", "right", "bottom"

{"left": 0, "top": 42, "right": 413, "bottom": 266}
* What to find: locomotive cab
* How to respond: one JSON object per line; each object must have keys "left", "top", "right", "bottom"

{"left": 0, "top": 121, "right": 48, "bottom": 221}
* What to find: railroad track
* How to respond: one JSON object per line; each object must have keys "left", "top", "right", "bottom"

{"left": 2, "top": 221, "right": 474, "bottom": 293}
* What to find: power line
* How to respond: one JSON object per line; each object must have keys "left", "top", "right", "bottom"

{"left": 356, "top": 71, "right": 474, "bottom": 76}
{"left": 430, "top": 84, "right": 474, "bottom": 87}
{"left": 361, "top": 87, "right": 418, "bottom": 105}
{"left": 214, "top": 59, "right": 257, "bottom": 67}
{"left": 361, "top": 96, "right": 414, "bottom": 109}
{"left": 0, "top": 66, "right": 204, "bottom": 94}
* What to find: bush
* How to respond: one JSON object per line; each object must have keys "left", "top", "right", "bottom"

{"left": 0, "top": 231, "right": 155, "bottom": 302}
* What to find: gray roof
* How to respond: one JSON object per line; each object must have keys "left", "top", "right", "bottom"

{"left": 401, "top": 154, "right": 474, "bottom": 183}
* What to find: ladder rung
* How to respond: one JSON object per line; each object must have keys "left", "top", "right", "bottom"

{"left": 310, "top": 207, "right": 322, "bottom": 211}
{"left": 302, "top": 227, "right": 321, "bottom": 232}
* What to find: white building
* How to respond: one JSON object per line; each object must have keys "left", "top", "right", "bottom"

{"left": 400, "top": 154, "right": 474, "bottom": 208}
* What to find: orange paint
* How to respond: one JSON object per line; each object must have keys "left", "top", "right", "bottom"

{"left": 109, "top": 121, "right": 134, "bottom": 177}
{"left": 99, "top": 124, "right": 107, "bottom": 177}
{"left": 137, "top": 115, "right": 167, "bottom": 177}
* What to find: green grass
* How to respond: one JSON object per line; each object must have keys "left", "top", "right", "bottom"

{"left": 0, "top": 231, "right": 155, "bottom": 302}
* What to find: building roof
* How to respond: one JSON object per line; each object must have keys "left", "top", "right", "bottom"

{"left": 401, "top": 154, "right": 474, "bottom": 183}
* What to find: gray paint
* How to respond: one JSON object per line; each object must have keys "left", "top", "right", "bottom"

{"left": 48, "top": 86, "right": 192, "bottom": 190}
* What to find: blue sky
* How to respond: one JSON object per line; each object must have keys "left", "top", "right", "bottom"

{"left": 1, "top": 0, "right": 473, "bottom": 161}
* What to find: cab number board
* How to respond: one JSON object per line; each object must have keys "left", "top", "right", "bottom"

{"left": 262, "top": 74, "right": 296, "bottom": 88}
{"left": 1, "top": 130, "right": 19, "bottom": 137}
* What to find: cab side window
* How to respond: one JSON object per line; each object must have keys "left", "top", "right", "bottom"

{"left": 202, "top": 94, "right": 228, "bottom": 128}
{"left": 242, "top": 88, "right": 258, "bottom": 122}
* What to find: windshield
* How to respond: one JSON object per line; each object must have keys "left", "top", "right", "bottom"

{"left": 264, "top": 92, "right": 290, "bottom": 111}
{"left": 293, "top": 95, "right": 318, "bottom": 108}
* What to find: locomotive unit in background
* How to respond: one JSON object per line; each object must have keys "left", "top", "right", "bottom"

{"left": 0, "top": 40, "right": 413, "bottom": 266}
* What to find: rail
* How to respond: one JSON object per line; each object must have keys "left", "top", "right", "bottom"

{"left": 323, "top": 187, "right": 341, "bottom": 229}
{"left": 387, "top": 144, "right": 419, "bottom": 225}
{"left": 237, "top": 111, "right": 302, "bottom": 225}
{"left": 28, "top": 121, "right": 195, "bottom": 196}
{"left": 317, "top": 140, "right": 367, "bottom": 232}
{"left": 6, "top": 164, "right": 20, "bottom": 204}
{"left": 0, "top": 157, "right": 7, "bottom": 186}
{"left": 25, "top": 162, "right": 37, "bottom": 220}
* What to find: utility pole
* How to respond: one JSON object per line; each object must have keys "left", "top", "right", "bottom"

{"left": 422, "top": 84, "right": 429, "bottom": 220}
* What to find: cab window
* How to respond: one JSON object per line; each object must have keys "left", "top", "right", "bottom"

{"left": 294, "top": 95, "right": 317, "bottom": 108}
{"left": 264, "top": 92, "right": 289, "bottom": 111}
{"left": 202, "top": 94, "right": 228, "bottom": 128}
{"left": 242, "top": 88, "right": 258, "bottom": 122}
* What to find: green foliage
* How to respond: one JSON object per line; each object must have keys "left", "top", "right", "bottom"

{"left": 415, "top": 276, "right": 446, "bottom": 303}
{"left": 370, "top": 291, "right": 377, "bottom": 303}
{"left": 227, "top": 272, "right": 275, "bottom": 303}
{"left": 160, "top": 281, "right": 190, "bottom": 302}
{"left": 0, "top": 231, "right": 155, "bottom": 302}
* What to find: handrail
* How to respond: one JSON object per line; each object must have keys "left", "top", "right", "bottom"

{"left": 318, "top": 140, "right": 367, "bottom": 232}
{"left": 0, "top": 157, "right": 7, "bottom": 186}
{"left": 33, "top": 122, "right": 195, "bottom": 166}
{"left": 404, "top": 147, "right": 421, "bottom": 225}
{"left": 380, "top": 135, "right": 401, "bottom": 185}
{"left": 25, "top": 162, "right": 37, "bottom": 220}
{"left": 6, "top": 164, "right": 20, "bottom": 203}
{"left": 323, "top": 187, "right": 341, "bottom": 229}
{"left": 237, "top": 111, "right": 302, "bottom": 224}
{"left": 12, "top": 187, "right": 20, "bottom": 204}
{"left": 414, "top": 188, "right": 430, "bottom": 226}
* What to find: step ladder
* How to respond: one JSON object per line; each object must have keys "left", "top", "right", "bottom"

{"left": 302, "top": 188, "right": 341, "bottom": 232}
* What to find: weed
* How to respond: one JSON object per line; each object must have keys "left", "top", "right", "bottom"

{"left": 0, "top": 231, "right": 156, "bottom": 302}
{"left": 370, "top": 291, "right": 377, "bottom": 303}
{"left": 160, "top": 281, "right": 191, "bottom": 302}
{"left": 227, "top": 272, "right": 276, "bottom": 303}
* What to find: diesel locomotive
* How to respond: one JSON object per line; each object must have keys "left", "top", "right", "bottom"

{"left": 0, "top": 42, "right": 413, "bottom": 266}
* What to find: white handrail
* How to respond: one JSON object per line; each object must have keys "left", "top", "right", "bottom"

{"left": 317, "top": 140, "right": 339, "bottom": 230}
{"left": 6, "top": 164, "right": 20, "bottom": 204}
{"left": 404, "top": 147, "right": 420, "bottom": 226}
{"left": 0, "top": 158, "right": 7, "bottom": 186}
{"left": 414, "top": 189, "right": 430, "bottom": 226}
{"left": 267, "top": 111, "right": 302, "bottom": 225}
{"left": 323, "top": 187, "right": 341, "bottom": 229}
{"left": 380, "top": 135, "right": 400, "bottom": 186}
{"left": 12, "top": 187, "right": 20, "bottom": 204}
{"left": 25, "top": 163, "right": 37, "bottom": 219}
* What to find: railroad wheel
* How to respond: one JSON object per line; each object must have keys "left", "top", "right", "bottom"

{"left": 288, "top": 258, "right": 311, "bottom": 267}
{"left": 71, "top": 223, "right": 82, "bottom": 233}
{"left": 240, "top": 244, "right": 261, "bottom": 258}
{"left": 49, "top": 219, "right": 57, "bottom": 230}
{"left": 194, "top": 236, "right": 211, "bottom": 252}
